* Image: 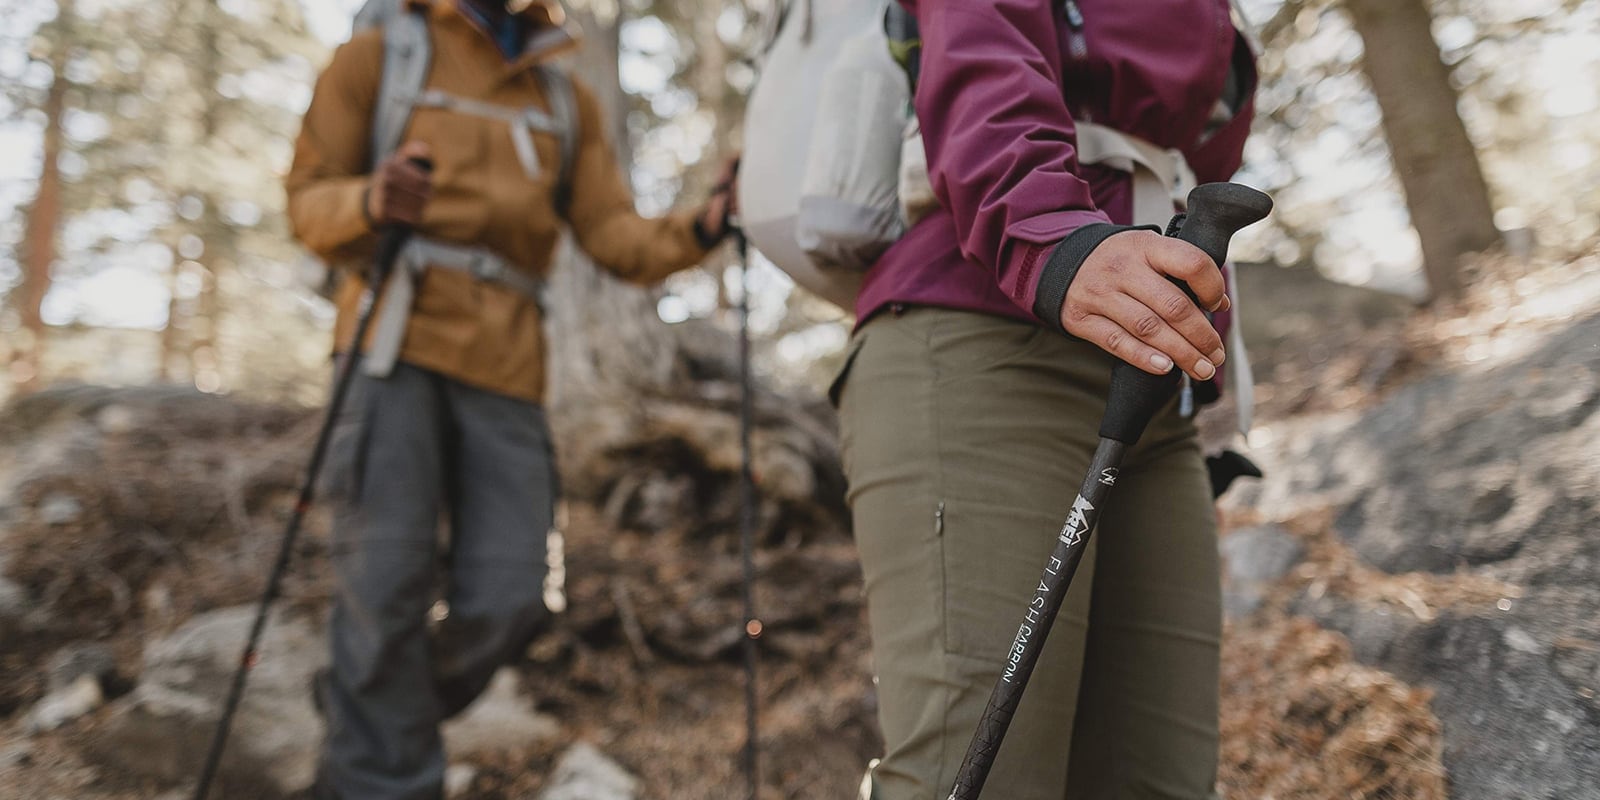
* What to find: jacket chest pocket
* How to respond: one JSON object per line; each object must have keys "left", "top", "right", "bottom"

{"left": 402, "top": 104, "right": 490, "bottom": 182}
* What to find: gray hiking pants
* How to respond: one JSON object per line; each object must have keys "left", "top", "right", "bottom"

{"left": 315, "top": 363, "right": 556, "bottom": 800}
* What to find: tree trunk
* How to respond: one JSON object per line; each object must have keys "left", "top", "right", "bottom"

{"left": 191, "top": 0, "right": 226, "bottom": 392}
{"left": 164, "top": 0, "right": 228, "bottom": 386}
{"left": 541, "top": 6, "right": 847, "bottom": 542}
{"left": 544, "top": 6, "right": 683, "bottom": 404}
{"left": 13, "top": 0, "right": 72, "bottom": 393}
{"left": 1344, "top": 0, "right": 1499, "bottom": 301}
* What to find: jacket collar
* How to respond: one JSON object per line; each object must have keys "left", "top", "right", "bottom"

{"left": 408, "top": 0, "right": 579, "bottom": 70}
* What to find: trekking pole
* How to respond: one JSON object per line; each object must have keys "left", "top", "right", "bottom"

{"left": 946, "top": 182, "right": 1272, "bottom": 800}
{"left": 734, "top": 226, "right": 762, "bottom": 800}
{"left": 192, "top": 159, "right": 433, "bottom": 800}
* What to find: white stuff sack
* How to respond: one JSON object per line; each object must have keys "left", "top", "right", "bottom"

{"left": 739, "top": 0, "right": 891, "bottom": 311}
{"left": 795, "top": 23, "right": 911, "bottom": 274}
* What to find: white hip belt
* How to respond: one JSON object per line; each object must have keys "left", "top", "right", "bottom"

{"left": 362, "top": 237, "right": 546, "bottom": 378}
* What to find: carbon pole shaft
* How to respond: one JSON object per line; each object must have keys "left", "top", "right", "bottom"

{"left": 193, "top": 159, "right": 431, "bottom": 800}
{"left": 945, "top": 182, "right": 1272, "bottom": 800}
{"left": 945, "top": 437, "right": 1126, "bottom": 800}
{"left": 191, "top": 280, "right": 384, "bottom": 800}
{"left": 736, "top": 229, "right": 760, "bottom": 800}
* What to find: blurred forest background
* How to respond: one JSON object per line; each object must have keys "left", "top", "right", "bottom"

{"left": 2, "top": 0, "right": 1600, "bottom": 798}
{"left": 3, "top": 0, "right": 1592, "bottom": 405}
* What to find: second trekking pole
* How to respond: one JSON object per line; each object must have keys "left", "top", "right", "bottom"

{"left": 191, "top": 158, "right": 433, "bottom": 800}
{"left": 734, "top": 226, "right": 762, "bottom": 800}
{"left": 946, "top": 182, "right": 1273, "bottom": 800}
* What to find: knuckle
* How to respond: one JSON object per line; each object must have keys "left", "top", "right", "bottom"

{"left": 1161, "top": 292, "right": 1194, "bottom": 319}
{"left": 1104, "top": 330, "right": 1127, "bottom": 352}
{"left": 1171, "top": 252, "right": 1207, "bottom": 279}
{"left": 1133, "top": 314, "right": 1163, "bottom": 338}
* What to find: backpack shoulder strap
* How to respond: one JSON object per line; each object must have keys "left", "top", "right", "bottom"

{"left": 534, "top": 63, "right": 579, "bottom": 213}
{"left": 370, "top": 7, "right": 432, "bottom": 169}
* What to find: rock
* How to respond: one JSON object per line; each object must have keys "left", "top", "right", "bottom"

{"left": 445, "top": 764, "right": 479, "bottom": 798}
{"left": 25, "top": 674, "right": 105, "bottom": 733}
{"left": 0, "top": 740, "right": 34, "bottom": 770}
{"left": 1318, "top": 600, "right": 1600, "bottom": 799}
{"left": 45, "top": 642, "right": 118, "bottom": 694}
{"left": 95, "top": 403, "right": 138, "bottom": 435}
{"left": 537, "top": 743, "right": 639, "bottom": 800}
{"left": 90, "top": 606, "right": 326, "bottom": 795}
{"left": 1237, "top": 310, "right": 1600, "bottom": 799}
{"left": 37, "top": 492, "right": 83, "bottom": 526}
{"left": 1219, "top": 524, "right": 1304, "bottom": 618}
{"left": 442, "top": 669, "right": 559, "bottom": 759}
{"left": 0, "top": 575, "right": 27, "bottom": 638}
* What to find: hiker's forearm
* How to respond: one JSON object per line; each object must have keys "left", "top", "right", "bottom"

{"left": 285, "top": 35, "right": 383, "bottom": 257}
{"left": 912, "top": 1, "right": 1111, "bottom": 319}
{"left": 287, "top": 176, "right": 375, "bottom": 258}
{"left": 576, "top": 208, "right": 708, "bottom": 285}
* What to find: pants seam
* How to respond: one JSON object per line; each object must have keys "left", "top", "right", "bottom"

{"left": 927, "top": 311, "right": 960, "bottom": 796}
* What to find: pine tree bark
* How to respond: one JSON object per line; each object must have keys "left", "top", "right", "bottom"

{"left": 1344, "top": 0, "right": 1499, "bottom": 301}
{"left": 163, "top": 0, "right": 228, "bottom": 385}
{"left": 13, "top": 0, "right": 72, "bottom": 393}
{"left": 541, "top": 7, "right": 846, "bottom": 539}
{"left": 544, "top": 6, "right": 684, "bottom": 405}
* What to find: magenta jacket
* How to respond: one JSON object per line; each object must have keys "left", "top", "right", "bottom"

{"left": 857, "top": 0, "right": 1257, "bottom": 328}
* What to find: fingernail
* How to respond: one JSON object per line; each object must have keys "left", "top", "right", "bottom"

{"left": 1217, "top": 296, "right": 1232, "bottom": 313}
{"left": 1209, "top": 348, "right": 1226, "bottom": 366}
{"left": 1195, "top": 359, "right": 1216, "bottom": 380}
{"left": 1151, "top": 353, "right": 1174, "bottom": 372}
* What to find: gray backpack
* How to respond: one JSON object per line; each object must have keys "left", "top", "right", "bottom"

{"left": 354, "top": 0, "right": 578, "bottom": 193}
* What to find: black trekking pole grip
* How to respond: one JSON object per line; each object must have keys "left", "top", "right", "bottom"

{"left": 1099, "top": 182, "right": 1271, "bottom": 445}
{"left": 946, "top": 183, "right": 1269, "bottom": 800}
{"left": 369, "top": 156, "right": 435, "bottom": 285}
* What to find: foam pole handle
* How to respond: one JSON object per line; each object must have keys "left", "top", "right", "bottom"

{"left": 1098, "top": 183, "right": 1272, "bottom": 445}
{"left": 369, "top": 156, "right": 434, "bottom": 285}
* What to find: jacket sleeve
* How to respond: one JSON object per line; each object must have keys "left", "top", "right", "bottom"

{"left": 563, "top": 79, "right": 710, "bottom": 285}
{"left": 285, "top": 33, "right": 383, "bottom": 261}
{"left": 911, "top": 0, "right": 1124, "bottom": 327}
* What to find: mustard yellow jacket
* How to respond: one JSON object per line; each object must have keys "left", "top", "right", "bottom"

{"left": 287, "top": 0, "right": 708, "bottom": 402}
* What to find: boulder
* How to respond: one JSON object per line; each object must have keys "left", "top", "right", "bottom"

{"left": 45, "top": 642, "right": 118, "bottom": 694}
{"left": 0, "top": 574, "right": 27, "bottom": 639}
{"left": 91, "top": 606, "right": 326, "bottom": 795}
{"left": 442, "top": 668, "right": 559, "bottom": 759}
{"left": 25, "top": 675, "right": 104, "bottom": 734}
{"left": 536, "top": 742, "right": 639, "bottom": 800}
{"left": 1219, "top": 524, "right": 1304, "bottom": 618}
{"left": 1236, "top": 310, "right": 1600, "bottom": 798}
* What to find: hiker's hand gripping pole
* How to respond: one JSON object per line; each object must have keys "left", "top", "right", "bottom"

{"left": 192, "top": 159, "right": 432, "bottom": 800}
{"left": 946, "top": 182, "right": 1271, "bottom": 800}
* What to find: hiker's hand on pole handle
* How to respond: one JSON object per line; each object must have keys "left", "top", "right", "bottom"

{"left": 1062, "top": 231, "right": 1231, "bottom": 383}
{"left": 697, "top": 154, "right": 741, "bottom": 246}
{"left": 1100, "top": 183, "right": 1272, "bottom": 446}
{"left": 370, "top": 152, "right": 435, "bottom": 286}
{"left": 367, "top": 141, "right": 435, "bottom": 228}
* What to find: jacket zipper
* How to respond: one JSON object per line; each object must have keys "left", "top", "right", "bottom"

{"left": 1064, "top": 0, "right": 1088, "bottom": 61}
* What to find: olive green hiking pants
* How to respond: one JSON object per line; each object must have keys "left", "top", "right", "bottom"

{"left": 834, "top": 308, "right": 1222, "bottom": 800}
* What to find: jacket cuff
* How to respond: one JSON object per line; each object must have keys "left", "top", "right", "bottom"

{"left": 691, "top": 213, "right": 724, "bottom": 250}
{"left": 1032, "top": 223, "right": 1160, "bottom": 334}
{"left": 290, "top": 176, "right": 377, "bottom": 257}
